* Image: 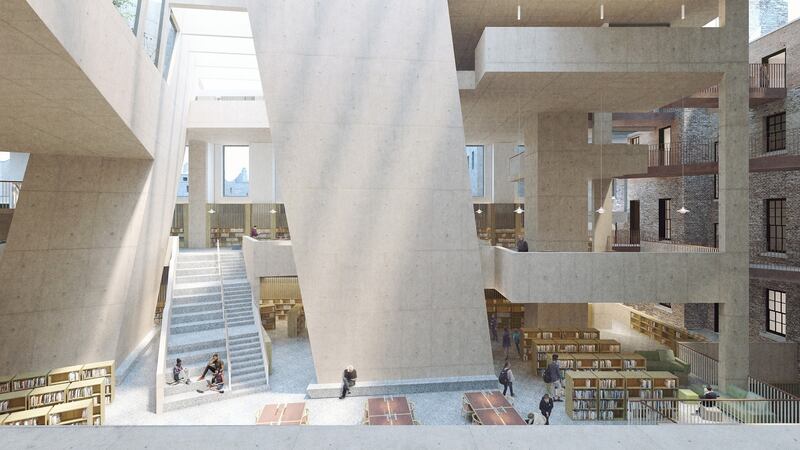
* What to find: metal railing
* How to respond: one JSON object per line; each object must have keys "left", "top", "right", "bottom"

{"left": 508, "top": 152, "right": 524, "bottom": 182}
{"left": 696, "top": 63, "right": 785, "bottom": 97}
{"left": 194, "top": 95, "right": 264, "bottom": 102}
{"left": 750, "top": 127, "right": 800, "bottom": 158}
{"left": 0, "top": 181, "right": 21, "bottom": 209}
{"left": 216, "top": 240, "right": 234, "bottom": 392}
{"left": 155, "top": 236, "right": 180, "bottom": 414}
{"left": 641, "top": 241, "right": 719, "bottom": 253}
{"left": 628, "top": 398, "right": 800, "bottom": 424}
{"left": 647, "top": 141, "right": 717, "bottom": 167}
{"left": 677, "top": 342, "right": 718, "bottom": 386}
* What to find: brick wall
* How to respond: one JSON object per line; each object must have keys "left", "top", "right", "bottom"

{"left": 750, "top": 170, "right": 800, "bottom": 266}
{"left": 627, "top": 304, "right": 686, "bottom": 329}
{"left": 750, "top": 0, "right": 789, "bottom": 42}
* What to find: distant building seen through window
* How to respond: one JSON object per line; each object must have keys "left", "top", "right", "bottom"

{"left": 223, "top": 145, "right": 249, "bottom": 197}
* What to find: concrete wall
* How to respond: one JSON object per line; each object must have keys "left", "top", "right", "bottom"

{"left": 0, "top": 210, "right": 12, "bottom": 241}
{"left": 684, "top": 340, "right": 797, "bottom": 384}
{"left": 247, "top": 0, "right": 494, "bottom": 383}
{"left": 0, "top": 0, "right": 191, "bottom": 372}
{"left": 187, "top": 100, "right": 268, "bottom": 129}
{"left": 241, "top": 236, "right": 296, "bottom": 300}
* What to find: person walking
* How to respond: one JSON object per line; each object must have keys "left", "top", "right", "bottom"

{"left": 544, "top": 354, "right": 564, "bottom": 401}
{"left": 539, "top": 393, "right": 554, "bottom": 425}
{"left": 339, "top": 365, "right": 357, "bottom": 399}
{"left": 502, "top": 328, "right": 511, "bottom": 359}
{"left": 489, "top": 314, "right": 498, "bottom": 341}
{"left": 512, "top": 328, "right": 523, "bottom": 358}
{"left": 499, "top": 361, "right": 515, "bottom": 397}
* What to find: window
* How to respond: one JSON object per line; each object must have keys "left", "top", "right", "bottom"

{"left": 713, "top": 174, "right": 719, "bottom": 199}
{"left": 713, "top": 141, "right": 719, "bottom": 161}
{"left": 766, "top": 289, "right": 787, "bottom": 337}
{"left": 659, "top": 303, "right": 672, "bottom": 310}
{"left": 223, "top": 146, "right": 249, "bottom": 197}
{"left": 713, "top": 223, "right": 719, "bottom": 248}
{"left": 658, "top": 198, "right": 672, "bottom": 240}
{"left": 112, "top": 0, "right": 142, "bottom": 32}
{"left": 659, "top": 126, "right": 671, "bottom": 165}
{"left": 143, "top": 0, "right": 166, "bottom": 64}
{"left": 162, "top": 14, "right": 179, "bottom": 79}
{"left": 766, "top": 112, "right": 786, "bottom": 152}
{"left": 766, "top": 198, "right": 786, "bottom": 252}
{"left": 517, "top": 180, "right": 525, "bottom": 199}
{"left": 177, "top": 146, "right": 188, "bottom": 197}
{"left": 465, "top": 145, "right": 484, "bottom": 197}
{"left": 630, "top": 136, "right": 640, "bottom": 145}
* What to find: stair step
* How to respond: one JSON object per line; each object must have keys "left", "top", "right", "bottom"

{"left": 165, "top": 351, "right": 227, "bottom": 369}
{"left": 173, "top": 286, "right": 220, "bottom": 296}
{"left": 171, "top": 302, "right": 221, "bottom": 315}
{"left": 167, "top": 339, "right": 226, "bottom": 356}
{"left": 170, "top": 319, "right": 225, "bottom": 334}
{"left": 162, "top": 385, "right": 266, "bottom": 412}
{"left": 234, "top": 365, "right": 265, "bottom": 378}
{"left": 171, "top": 311, "right": 223, "bottom": 324}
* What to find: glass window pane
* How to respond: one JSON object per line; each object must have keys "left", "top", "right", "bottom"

{"left": 223, "top": 146, "right": 249, "bottom": 197}
{"left": 112, "top": 0, "right": 140, "bottom": 31}
{"left": 143, "top": 0, "right": 166, "bottom": 64}
{"left": 465, "top": 145, "right": 484, "bottom": 197}
{"left": 177, "top": 146, "right": 188, "bottom": 197}
{"left": 162, "top": 15, "right": 178, "bottom": 78}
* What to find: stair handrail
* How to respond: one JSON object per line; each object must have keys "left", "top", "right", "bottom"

{"left": 244, "top": 248, "right": 271, "bottom": 388}
{"left": 155, "top": 236, "right": 180, "bottom": 414}
{"left": 217, "top": 240, "right": 234, "bottom": 392}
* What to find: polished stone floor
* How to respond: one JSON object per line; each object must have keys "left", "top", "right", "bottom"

{"left": 106, "top": 321, "right": 667, "bottom": 426}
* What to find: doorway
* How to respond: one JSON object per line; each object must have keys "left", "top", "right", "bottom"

{"left": 659, "top": 126, "right": 672, "bottom": 165}
{"left": 629, "top": 200, "right": 640, "bottom": 244}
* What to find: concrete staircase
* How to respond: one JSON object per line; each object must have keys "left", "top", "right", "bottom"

{"left": 160, "top": 250, "right": 267, "bottom": 412}
{"left": 219, "top": 251, "right": 269, "bottom": 393}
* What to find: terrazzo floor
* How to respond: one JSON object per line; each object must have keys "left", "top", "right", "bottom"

{"left": 106, "top": 323, "right": 665, "bottom": 426}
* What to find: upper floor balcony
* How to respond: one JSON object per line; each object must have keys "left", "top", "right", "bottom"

{"left": 665, "top": 63, "right": 786, "bottom": 108}
{"left": 0, "top": 181, "right": 21, "bottom": 210}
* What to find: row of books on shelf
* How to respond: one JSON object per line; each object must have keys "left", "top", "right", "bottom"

{"left": 599, "top": 400, "right": 622, "bottom": 409}
{"left": 11, "top": 377, "right": 46, "bottom": 392}
{"left": 29, "top": 392, "right": 63, "bottom": 407}
{"left": 600, "top": 390, "right": 625, "bottom": 399}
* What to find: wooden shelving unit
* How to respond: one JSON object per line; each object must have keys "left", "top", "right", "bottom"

{"left": 596, "top": 372, "right": 625, "bottom": 420}
{"left": 485, "top": 294, "right": 524, "bottom": 331}
{"left": 548, "top": 354, "right": 575, "bottom": 379}
{"left": 11, "top": 372, "right": 47, "bottom": 392}
{"left": 0, "top": 413, "right": 7, "bottom": 425}
{"left": 619, "top": 353, "right": 647, "bottom": 370}
{"left": 2, "top": 406, "right": 51, "bottom": 426}
{"left": 67, "top": 378, "right": 104, "bottom": 424}
{"left": 572, "top": 353, "right": 598, "bottom": 370}
{"left": 576, "top": 339, "right": 598, "bottom": 353}
{"left": 592, "top": 354, "right": 622, "bottom": 370}
{"left": 27, "top": 385, "right": 66, "bottom": 408}
{"left": 47, "top": 365, "right": 83, "bottom": 385}
{"left": 0, "top": 390, "right": 31, "bottom": 414}
{"left": 81, "top": 361, "right": 114, "bottom": 404}
{"left": 565, "top": 371, "right": 598, "bottom": 421}
{"left": 630, "top": 310, "right": 701, "bottom": 352}
{"left": 521, "top": 329, "right": 603, "bottom": 360}
{"left": 567, "top": 371, "right": 676, "bottom": 421}
{"left": 0, "top": 376, "right": 11, "bottom": 394}
{"left": 48, "top": 399, "right": 93, "bottom": 426}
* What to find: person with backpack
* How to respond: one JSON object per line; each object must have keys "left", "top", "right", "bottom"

{"left": 499, "top": 361, "right": 515, "bottom": 397}
{"left": 544, "top": 354, "right": 564, "bottom": 401}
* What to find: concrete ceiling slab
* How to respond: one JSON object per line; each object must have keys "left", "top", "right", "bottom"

{"left": 460, "top": 71, "right": 721, "bottom": 143}
{"left": 448, "top": 0, "right": 719, "bottom": 69}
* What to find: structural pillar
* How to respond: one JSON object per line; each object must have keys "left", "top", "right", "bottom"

{"left": 591, "top": 112, "right": 614, "bottom": 252}
{"left": 718, "top": 0, "right": 750, "bottom": 391}
{"left": 187, "top": 140, "right": 209, "bottom": 249}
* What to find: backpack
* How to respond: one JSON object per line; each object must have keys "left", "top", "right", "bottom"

{"left": 499, "top": 368, "right": 509, "bottom": 384}
{"left": 543, "top": 368, "right": 553, "bottom": 384}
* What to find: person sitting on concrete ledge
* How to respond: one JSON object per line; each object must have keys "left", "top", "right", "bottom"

{"left": 339, "top": 365, "right": 357, "bottom": 399}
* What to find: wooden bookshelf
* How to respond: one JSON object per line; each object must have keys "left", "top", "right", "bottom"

{"left": 620, "top": 371, "right": 653, "bottom": 401}
{"left": 596, "top": 372, "right": 625, "bottom": 421}
{"left": 576, "top": 339, "right": 598, "bottom": 353}
{"left": 0, "top": 390, "right": 31, "bottom": 414}
{"left": 547, "top": 354, "right": 575, "bottom": 379}
{"left": 521, "top": 330, "right": 612, "bottom": 361}
{"left": 0, "top": 376, "right": 11, "bottom": 394}
{"left": 572, "top": 353, "right": 598, "bottom": 370}
{"left": 48, "top": 399, "right": 93, "bottom": 425}
{"left": 619, "top": 353, "right": 647, "bottom": 370}
{"left": 578, "top": 329, "right": 600, "bottom": 339}
{"left": 630, "top": 310, "right": 702, "bottom": 352}
{"left": 67, "top": 378, "right": 104, "bottom": 423}
{"left": 529, "top": 339, "right": 579, "bottom": 373}
{"left": 593, "top": 354, "right": 623, "bottom": 370}
{"left": 81, "top": 361, "right": 114, "bottom": 404}
{"left": 597, "top": 339, "right": 621, "bottom": 353}
{"left": 2, "top": 405, "right": 51, "bottom": 426}
{"left": 0, "top": 413, "right": 7, "bottom": 425}
{"left": 485, "top": 295, "right": 524, "bottom": 331}
{"left": 28, "top": 384, "right": 66, "bottom": 408}
{"left": 11, "top": 372, "right": 47, "bottom": 392}
{"left": 565, "top": 371, "right": 598, "bottom": 420}
{"left": 648, "top": 371, "right": 679, "bottom": 420}
{"left": 48, "top": 365, "right": 83, "bottom": 385}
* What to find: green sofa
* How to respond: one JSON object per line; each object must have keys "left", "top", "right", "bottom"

{"left": 718, "top": 386, "right": 777, "bottom": 423}
{"left": 636, "top": 349, "right": 691, "bottom": 385}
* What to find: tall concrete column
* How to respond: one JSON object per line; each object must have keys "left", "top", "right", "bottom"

{"left": 718, "top": 0, "right": 750, "bottom": 391}
{"left": 592, "top": 112, "right": 612, "bottom": 145}
{"left": 591, "top": 179, "right": 614, "bottom": 252}
{"left": 187, "top": 140, "right": 209, "bottom": 249}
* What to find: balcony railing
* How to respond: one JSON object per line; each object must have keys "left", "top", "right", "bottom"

{"left": 750, "top": 128, "right": 800, "bottom": 158}
{"left": 641, "top": 241, "right": 719, "bottom": 253}
{"left": 628, "top": 398, "right": 800, "bottom": 424}
{"left": 647, "top": 141, "right": 717, "bottom": 167}
{"left": 607, "top": 229, "right": 641, "bottom": 252}
{"left": 697, "top": 63, "right": 785, "bottom": 97}
{"left": 0, "top": 181, "right": 21, "bottom": 209}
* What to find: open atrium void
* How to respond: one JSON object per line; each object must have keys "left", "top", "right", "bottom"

{"left": 2, "top": 0, "right": 800, "bottom": 448}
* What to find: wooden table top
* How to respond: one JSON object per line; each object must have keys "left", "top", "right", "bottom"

{"left": 366, "top": 396, "right": 414, "bottom": 426}
{"left": 464, "top": 391, "right": 525, "bottom": 426}
{"left": 464, "top": 391, "right": 511, "bottom": 410}
{"left": 257, "top": 402, "right": 306, "bottom": 425}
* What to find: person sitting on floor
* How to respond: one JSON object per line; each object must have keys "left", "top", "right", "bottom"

{"left": 207, "top": 364, "right": 225, "bottom": 393}
{"left": 172, "top": 358, "right": 190, "bottom": 385}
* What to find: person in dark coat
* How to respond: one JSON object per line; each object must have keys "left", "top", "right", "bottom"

{"left": 339, "top": 365, "right": 357, "bottom": 399}
{"left": 539, "top": 393, "right": 554, "bottom": 425}
{"left": 516, "top": 237, "right": 529, "bottom": 252}
{"left": 502, "top": 328, "right": 512, "bottom": 359}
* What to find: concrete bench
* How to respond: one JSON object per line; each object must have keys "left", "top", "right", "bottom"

{"left": 307, "top": 375, "right": 497, "bottom": 399}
